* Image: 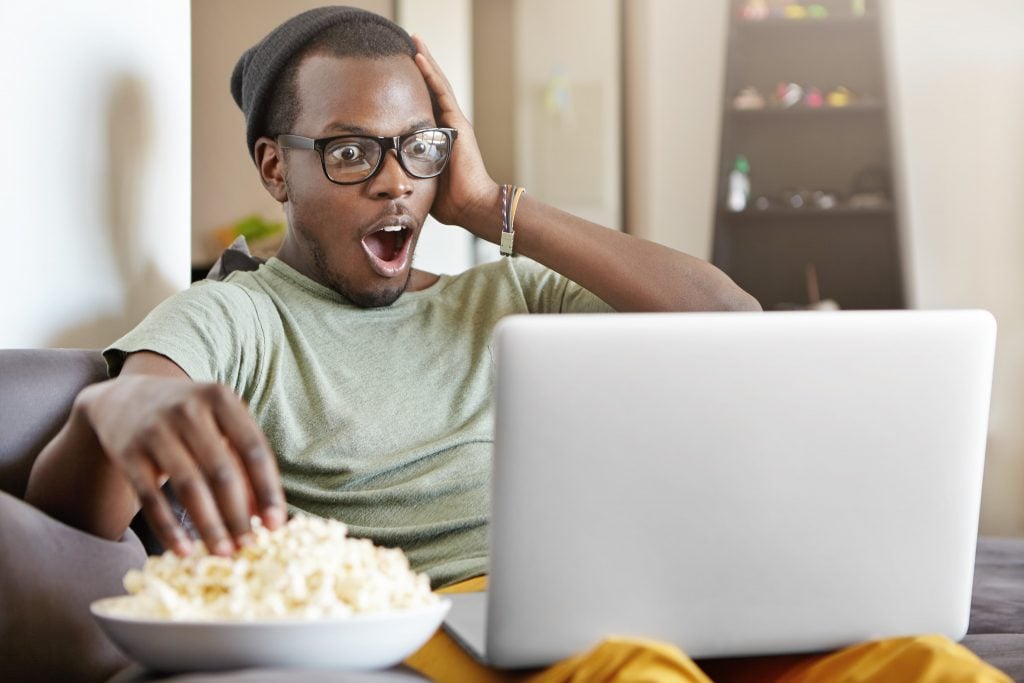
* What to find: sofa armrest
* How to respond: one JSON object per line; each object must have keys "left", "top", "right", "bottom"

{"left": 0, "top": 349, "right": 107, "bottom": 498}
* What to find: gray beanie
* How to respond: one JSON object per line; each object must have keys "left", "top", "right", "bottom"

{"left": 230, "top": 6, "right": 414, "bottom": 162}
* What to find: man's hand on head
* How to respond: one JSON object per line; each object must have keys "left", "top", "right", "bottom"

{"left": 412, "top": 36, "right": 501, "bottom": 237}
{"left": 412, "top": 36, "right": 759, "bottom": 313}
{"left": 79, "top": 352, "right": 287, "bottom": 557}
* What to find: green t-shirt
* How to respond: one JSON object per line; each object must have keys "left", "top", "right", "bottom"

{"left": 106, "top": 256, "right": 611, "bottom": 587}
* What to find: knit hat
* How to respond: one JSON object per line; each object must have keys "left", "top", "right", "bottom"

{"left": 230, "top": 6, "right": 414, "bottom": 162}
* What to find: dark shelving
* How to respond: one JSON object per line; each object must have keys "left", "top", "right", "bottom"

{"left": 735, "top": 16, "right": 881, "bottom": 32}
{"left": 723, "top": 207, "right": 894, "bottom": 219}
{"left": 729, "top": 103, "right": 886, "bottom": 118}
{"left": 712, "top": 0, "right": 904, "bottom": 310}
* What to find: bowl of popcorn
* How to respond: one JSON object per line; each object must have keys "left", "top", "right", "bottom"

{"left": 91, "top": 514, "right": 450, "bottom": 673}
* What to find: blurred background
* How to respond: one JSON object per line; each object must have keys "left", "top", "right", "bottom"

{"left": 1, "top": 0, "right": 1022, "bottom": 536}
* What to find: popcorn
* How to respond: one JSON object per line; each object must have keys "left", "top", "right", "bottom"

{"left": 110, "top": 514, "right": 437, "bottom": 620}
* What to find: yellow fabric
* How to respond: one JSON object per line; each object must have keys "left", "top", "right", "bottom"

{"left": 404, "top": 577, "right": 1011, "bottom": 683}
{"left": 527, "top": 638, "right": 712, "bottom": 683}
{"left": 439, "top": 575, "right": 489, "bottom": 594}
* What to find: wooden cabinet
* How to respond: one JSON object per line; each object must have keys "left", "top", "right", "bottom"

{"left": 712, "top": 0, "right": 904, "bottom": 310}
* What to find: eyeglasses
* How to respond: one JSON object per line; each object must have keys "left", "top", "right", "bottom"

{"left": 277, "top": 128, "right": 458, "bottom": 185}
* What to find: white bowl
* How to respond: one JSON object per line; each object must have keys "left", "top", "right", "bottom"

{"left": 90, "top": 596, "right": 450, "bottom": 673}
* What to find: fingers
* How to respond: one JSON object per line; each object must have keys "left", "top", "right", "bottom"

{"left": 144, "top": 421, "right": 237, "bottom": 556}
{"left": 412, "top": 36, "right": 452, "bottom": 92}
{"left": 412, "top": 35, "right": 466, "bottom": 124}
{"left": 208, "top": 385, "right": 287, "bottom": 531}
{"left": 126, "top": 452, "right": 193, "bottom": 555}
{"left": 115, "top": 382, "right": 285, "bottom": 558}
{"left": 179, "top": 401, "right": 257, "bottom": 546}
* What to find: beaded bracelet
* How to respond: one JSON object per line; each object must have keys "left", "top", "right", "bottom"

{"left": 500, "top": 184, "right": 526, "bottom": 257}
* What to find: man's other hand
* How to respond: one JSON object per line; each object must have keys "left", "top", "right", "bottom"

{"left": 413, "top": 35, "right": 500, "bottom": 237}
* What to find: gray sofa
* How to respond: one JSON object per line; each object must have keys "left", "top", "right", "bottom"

{"left": 1, "top": 349, "right": 1021, "bottom": 682}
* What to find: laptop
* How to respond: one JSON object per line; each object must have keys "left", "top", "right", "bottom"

{"left": 443, "top": 310, "right": 997, "bottom": 669}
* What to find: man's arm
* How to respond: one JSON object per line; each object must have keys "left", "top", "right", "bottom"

{"left": 25, "top": 351, "right": 286, "bottom": 555}
{"left": 413, "top": 37, "right": 761, "bottom": 313}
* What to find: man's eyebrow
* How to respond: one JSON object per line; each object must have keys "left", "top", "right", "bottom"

{"left": 324, "top": 120, "right": 435, "bottom": 136}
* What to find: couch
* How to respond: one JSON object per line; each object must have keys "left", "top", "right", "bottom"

{"left": 1, "top": 349, "right": 1021, "bottom": 682}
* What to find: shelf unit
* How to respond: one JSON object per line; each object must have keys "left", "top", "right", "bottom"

{"left": 711, "top": 0, "right": 904, "bottom": 310}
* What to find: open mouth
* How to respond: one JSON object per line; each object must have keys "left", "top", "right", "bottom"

{"left": 361, "top": 224, "right": 413, "bottom": 277}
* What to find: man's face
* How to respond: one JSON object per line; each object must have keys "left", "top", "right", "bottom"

{"left": 279, "top": 53, "right": 437, "bottom": 307}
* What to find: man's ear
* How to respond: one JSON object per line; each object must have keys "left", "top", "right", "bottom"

{"left": 255, "top": 136, "right": 288, "bottom": 203}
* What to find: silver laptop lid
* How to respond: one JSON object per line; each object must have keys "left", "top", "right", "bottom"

{"left": 487, "top": 310, "right": 996, "bottom": 668}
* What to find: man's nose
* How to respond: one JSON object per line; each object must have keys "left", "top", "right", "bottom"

{"left": 369, "top": 150, "right": 413, "bottom": 199}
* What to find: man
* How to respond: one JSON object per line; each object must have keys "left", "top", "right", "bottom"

{"left": 25, "top": 7, "right": 1007, "bottom": 683}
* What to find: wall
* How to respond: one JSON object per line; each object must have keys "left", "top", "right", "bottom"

{"left": 884, "top": 0, "right": 1024, "bottom": 536}
{"left": 624, "top": 0, "right": 727, "bottom": 257}
{"left": 513, "top": 0, "right": 622, "bottom": 230}
{"left": 0, "top": 1, "right": 191, "bottom": 349}
{"left": 472, "top": 0, "right": 516, "bottom": 193}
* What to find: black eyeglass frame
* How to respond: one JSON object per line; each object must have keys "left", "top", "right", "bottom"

{"left": 276, "top": 128, "right": 458, "bottom": 186}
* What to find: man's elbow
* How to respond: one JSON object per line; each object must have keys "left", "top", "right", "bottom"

{"left": 704, "top": 269, "right": 763, "bottom": 312}
{"left": 664, "top": 288, "right": 762, "bottom": 313}
{"left": 719, "top": 289, "right": 762, "bottom": 312}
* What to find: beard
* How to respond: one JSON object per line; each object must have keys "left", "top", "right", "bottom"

{"left": 280, "top": 172, "right": 422, "bottom": 308}
{"left": 306, "top": 235, "right": 413, "bottom": 308}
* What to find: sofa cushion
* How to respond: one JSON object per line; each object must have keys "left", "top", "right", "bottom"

{"left": 205, "top": 237, "right": 262, "bottom": 282}
{"left": 969, "top": 536, "right": 1024, "bottom": 636}
{"left": 965, "top": 536, "right": 1024, "bottom": 680}
{"left": 1, "top": 491, "right": 145, "bottom": 683}
{"left": 959, "top": 635, "right": 1024, "bottom": 682}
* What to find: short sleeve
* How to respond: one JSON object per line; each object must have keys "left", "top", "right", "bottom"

{"left": 508, "top": 257, "right": 614, "bottom": 314}
{"left": 103, "top": 281, "right": 265, "bottom": 396}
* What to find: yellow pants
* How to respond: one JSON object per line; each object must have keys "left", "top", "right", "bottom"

{"left": 404, "top": 577, "right": 1011, "bottom": 683}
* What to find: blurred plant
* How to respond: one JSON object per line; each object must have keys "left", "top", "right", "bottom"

{"left": 214, "top": 214, "right": 285, "bottom": 248}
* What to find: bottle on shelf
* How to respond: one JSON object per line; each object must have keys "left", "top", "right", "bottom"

{"left": 728, "top": 155, "right": 751, "bottom": 212}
